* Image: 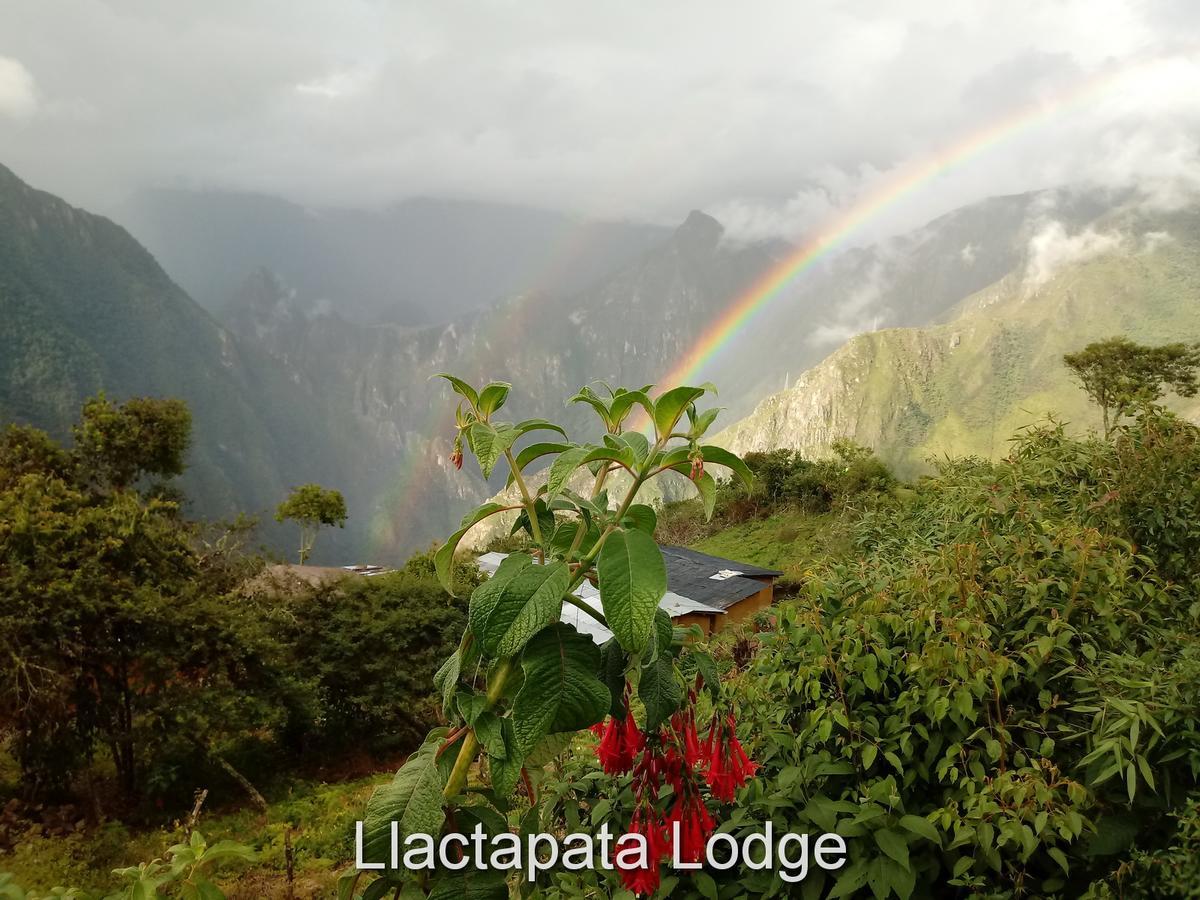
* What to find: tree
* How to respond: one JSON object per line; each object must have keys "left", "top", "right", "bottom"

{"left": 72, "top": 393, "right": 192, "bottom": 490}
{"left": 0, "top": 396, "right": 283, "bottom": 802}
{"left": 274, "top": 483, "right": 347, "bottom": 564}
{"left": 1064, "top": 337, "right": 1200, "bottom": 437}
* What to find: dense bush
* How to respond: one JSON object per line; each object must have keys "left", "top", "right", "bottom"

{"left": 535, "top": 409, "right": 1200, "bottom": 898}
{"left": 744, "top": 440, "right": 894, "bottom": 512}
{"left": 724, "top": 410, "right": 1200, "bottom": 898}
{"left": 277, "top": 564, "right": 474, "bottom": 757}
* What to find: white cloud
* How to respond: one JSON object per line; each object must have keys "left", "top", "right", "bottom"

{"left": 0, "top": 56, "right": 37, "bottom": 118}
{"left": 1023, "top": 221, "right": 1124, "bottom": 290}
{"left": 0, "top": 0, "right": 1198, "bottom": 225}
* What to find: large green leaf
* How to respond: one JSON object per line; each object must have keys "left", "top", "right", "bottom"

{"left": 470, "top": 561, "right": 570, "bottom": 658}
{"left": 434, "top": 373, "right": 478, "bottom": 408}
{"left": 653, "top": 385, "right": 710, "bottom": 438}
{"left": 360, "top": 729, "right": 447, "bottom": 866}
{"left": 477, "top": 382, "right": 511, "bottom": 417}
{"left": 621, "top": 503, "right": 657, "bottom": 534}
{"left": 512, "top": 624, "right": 610, "bottom": 757}
{"left": 598, "top": 528, "right": 666, "bottom": 653}
{"left": 608, "top": 390, "right": 655, "bottom": 430}
{"left": 546, "top": 446, "right": 592, "bottom": 498}
{"left": 434, "top": 502, "right": 515, "bottom": 594}
{"left": 426, "top": 868, "right": 508, "bottom": 900}
{"left": 514, "top": 418, "right": 569, "bottom": 439}
{"left": 506, "top": 442, "right": 571, "bottom": 486}
{"left": 599, "top": 639, "right": 629, "bottom": 718}
{"left": 468, "top": 554, "right": 533, "bottom": 647}
{"left": 467, "top": 422, "right": 520, "bottom": 479}
{"left": 639, "top": 655, "right": 681, "bottom": 730}
{"left": 580, "top": 444, "right": 637, "bottom": 474}
{"left": 698, "top": 444, "right": 755, "bottom": 486}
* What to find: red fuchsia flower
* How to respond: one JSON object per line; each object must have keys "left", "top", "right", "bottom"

{"left": 689, "top": 451, "right": 704, "bottom": 481}
{"left": 667, "top": 788, "right": 715, "bottom": 864}
{"left": 671, "top": 699, "right": 704, "bottom": 769}
{"left": 596, "top": 690, "right": 644, "bottom": 775}
{"left": 704, "top": 712, "right": 758, "bottom": 802}
{"left": 617, "top": 805, "right": 670, "bottom": 896}
{"left": 450, "top": 434, "right": 464, "bottom": 470}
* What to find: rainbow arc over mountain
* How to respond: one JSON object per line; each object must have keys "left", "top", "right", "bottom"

{"left": 646, "top": 52, "right": 1187, "bottom": 398}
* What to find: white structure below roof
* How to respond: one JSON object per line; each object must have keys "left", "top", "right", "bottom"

{"left": 474, "top": 552, "right": 725, "bottom": 645}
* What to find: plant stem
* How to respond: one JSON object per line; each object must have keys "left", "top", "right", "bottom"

{"left": 443, "top": 658, "right": 513, "bottom": 798}
{"left": 564, "top": 593, "right": 608, "bottom": 626}
{"left": 504, "top": 447, "right": 544, "bottom": 555}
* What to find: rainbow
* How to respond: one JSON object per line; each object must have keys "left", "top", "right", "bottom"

{"left": 646, "top": 52, "right": 1185, "bottom": 399}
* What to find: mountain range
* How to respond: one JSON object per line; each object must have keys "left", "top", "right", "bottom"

{"left": 713, "top": 197, "right": 1200, "bottom": 468}
{"left": 3, "top": 159, "right": 1198, "bottom": 562}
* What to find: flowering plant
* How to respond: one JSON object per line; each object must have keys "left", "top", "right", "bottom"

{"left": 345, "top": 377, "right": 757, "bottom": 899}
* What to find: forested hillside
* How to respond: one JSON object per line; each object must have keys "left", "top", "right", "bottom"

{"left": 0, "top": 163, "right": 373, "bottom": 557}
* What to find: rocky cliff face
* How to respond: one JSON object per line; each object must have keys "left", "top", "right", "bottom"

{"left": 224, "top": 211, "right": 785, "bottom": 555}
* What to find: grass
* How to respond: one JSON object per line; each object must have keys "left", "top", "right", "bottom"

{"left": 0, "top": 770, "right": 391, "bottom": 898}
{"left": 690, "top": 506, "right": 850, "bottom": 584}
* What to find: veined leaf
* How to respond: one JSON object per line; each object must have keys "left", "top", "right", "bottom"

{"left": 512, "top": 623, "right": 610, "bottom": 757}
{"left": 435, "top": 373, "right": 479, "bottom": 409}
{"left": 468, "top": 554, "right": 533, "bottom": 647}
{"left": 569, "top": 387, "right": 614, "bottom": 429}
{"left": 434, "top": 502, "right": 516, "bottom": 595}
{"left": 653, "top": 385, "right": 711, "bottom": 438}
{"left": 506, "top": 442, "right": 571, "bottom": 486}
{"left": 467, "top": 422, "right": 519, "bottom": 479}
{"left": 471, "top": 560, "right": 570, "bottom": 658}
{"left": 639, "top": 655, "right": 681, "bottom": 730}
{"left": 426, "top": 868, "right": 508, "bottom": 900}
{"left": 698, "top": 444, "right": 755, "bottom": 486}
{"left": 546, "top": 446, "right": 592, "bottom": 498}
{"left": 687, "top": 405, "right": 723, "bottom": 437}
{"left": 477, "top": 382, "right": 511, "bottom": 417}
{"left": 621, "top": 503, "right": 657, "bottom": 534}
{"left": 598, "top": 528, "right": 667, "bottom": 653}
{"left": 581, "top": 444, "right": 637, "bottom": 472}
{"left": 360, "top": 729, "right": 447, "bottom": 865}
{"left": 599, "top": 639, "right": 629, "bottom": 718}
{"left": 609, "top": 390, "right": 655, "bottom": 430}
{"left": 514, "top": 418, "right": 568, "bottom": 438}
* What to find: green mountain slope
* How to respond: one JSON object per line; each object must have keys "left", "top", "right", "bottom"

{"left": 715, "top": 203, "right": 1200, "bottom": 471}
{"left": 0, "top": 163, "right": 373, "bottom": 558}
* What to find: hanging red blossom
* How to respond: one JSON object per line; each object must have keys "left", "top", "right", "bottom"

{"left": 704, "top": 712, "right": 758, "bottom": 802}
{"left": 595, "top": 690, "right": 644, "bottom": 775}
{"left": 617, "top": 805, "right": 670, "bottom": 896}
{"left": 667, "top": 788, "right": 715, "bottom": 864}
{"left": 450, "top": 433, "right": 464, "bottom": 470}
{"left": 671, "top": 699, "right": 704, "bottom": 769}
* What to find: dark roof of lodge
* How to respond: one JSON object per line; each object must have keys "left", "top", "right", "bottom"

{"left": 660, "top": 545, "right": 783, "bottom": 612}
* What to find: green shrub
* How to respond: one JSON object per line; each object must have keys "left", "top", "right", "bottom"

{"left": 720, "top": 410, "right": 1200, "bottom": 898}
{"left": 279, "top": 570, "right": 471, "bottom": 756}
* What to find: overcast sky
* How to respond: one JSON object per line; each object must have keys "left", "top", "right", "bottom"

{"left": 1, "top": 1, "right": 1198, "bottom": 242}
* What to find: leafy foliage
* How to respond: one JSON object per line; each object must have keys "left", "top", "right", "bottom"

{"left": 351, "top": 376, "right": 754, "bottom": 898}
{"left": 720, "top": 407, "right": 1200, "bottom": 898}
{"left": 0, "top": 831, "right": 255, "bottom": 900}
{"left": 274, "top": 482, "right": 348, "bottom": 564}
{"left": 0, "top": 397, "right": 283, "bottom": 801}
